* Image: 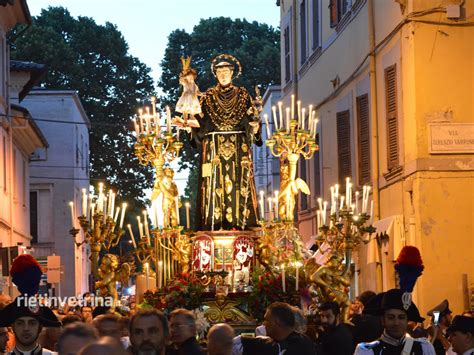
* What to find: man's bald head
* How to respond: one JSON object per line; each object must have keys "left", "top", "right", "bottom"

{"left": 78, "top": 336, "right": 126, "bottom": 355}
{"left": 207, "top": 323, "right": 235, "bottom": 355}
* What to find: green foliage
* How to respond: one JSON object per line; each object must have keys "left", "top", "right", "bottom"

{"left": 158, "top": 17, "right": 280, "bottom": 172}
{"left": 10, "top": 7, "right": 156, "bottom": 205}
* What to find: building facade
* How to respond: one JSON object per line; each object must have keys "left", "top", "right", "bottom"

{"left": 278, "top": 0, "right": 474, "bottom": 313}
{"left": 23, "top": 89, "right": 90, "bottom": 297}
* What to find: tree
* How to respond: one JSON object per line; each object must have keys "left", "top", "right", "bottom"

{"left": 10, "top": 7, "right": 155, "bottom": 207}
{"left": 158, "top": 17, "right": 280, "bottom": 172}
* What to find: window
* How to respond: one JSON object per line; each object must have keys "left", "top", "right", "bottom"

{"left": 329, "top": 0, "right": 351, "bottom": 28}
{"left": 336, "top": 110, "right": 352, "bottom": 186}
{"left": 312, "top": 0, "right": 321, "bottom": 49}
{"left": 357, "top": 94, "right": 370, "bottom": 185}
{"left": 384, "top": 64, "right": 399, "bottom": 170}
{"left": 284, "top": 25, "right": 291, "bottom": 83}
{"left": 30, "top": 191, "right": 38, "bottom": 244}
{"left": 300, "top": 0, "right": 307, "bottom": 64}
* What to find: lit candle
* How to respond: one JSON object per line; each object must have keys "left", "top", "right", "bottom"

{"left": 127, "top": 224, "right": 137, "bottom": 248}
{"left": 119, "top": 202, "right": 127, "bottom": 229}
{"left": 272, "top": 106, "right": 279, "bottom": 131}
{"left": 322, "top": 201, "right": 328, "bottom": 224}
{"left": 286, "top": 107, "right": 290, "bottom": 133}
{"left": 278, "top": 101, "right": 283, "bottom": 131}
{"left": 369, "top": 200, "right": 374, "bottom": 221}
{"left": 291, "top": 94, "right": 295, "bottom": 120}
{"left": 81, "top": 189, "right": 87, "bottom": 217}
{"left": 340, "top": 196, "right": 345, "bottom": 210}
{"left": 264, "top": 114, "right": 271, "bottom": 138}
{"left": 109, "top": 192, "right": 115, "bottom": 218}
{"left": 346, "top": 177, "right": 350, "bottom": 207}
{"left": 151, "top": 96, "right": 157, "bottom": 117}
{"left": 318, "top": 197, "right": 323, "bottom": 212}
{"left": 138, "top": 109, "right": 143, "bottom": 133}
{"left": 185, "top": 202, "right": 191, "bottom": 229}
{"left": 133, "top": 118, "right": 139, "bottom": 136}
{"left": 348, "top": 183, "right": 352, "bottom": 207}
{"left": 144, "top": 262, "right": 149, "bottom": 290}
{"left": 158, "top": 261, "right": 163, "bottom": 288}
{"left": 69, "top": 201, "right": 75, "bottom": 228}
{"left": 295, "top": 261, "right": 302, "bottom": 291}
{"left": 113, "top": 207, "right": 120, "bottom": 223}
{"left": 281, "top": 264, "right": 286, "bottom": 293}
{"left": 137, "top": 216, "right": 143, "bottom": 239}
{"left": 98, "top": 183, "right": 104, "bottom": 212}
{"left": 274, "top": 191, "right": 279, "bottom": 219}
{"left": 313, "top": 118, "right": 319, "bottom": 139}
{"left": 145, "top": 107, "right": 151, "bottom": 134}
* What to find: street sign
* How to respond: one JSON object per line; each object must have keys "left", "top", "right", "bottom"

{"left": 47, "top": 255, "right": 61, "bottom": 283}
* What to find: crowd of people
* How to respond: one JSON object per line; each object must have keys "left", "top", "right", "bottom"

{"left": 0, "top": 289, "right": 473, "bottom": 355}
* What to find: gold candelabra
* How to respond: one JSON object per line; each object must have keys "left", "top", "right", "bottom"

{"left": 133, "top": 99, "right": 183, "bottom": 228}
{"left": 264, "top": 99, "right": 319, "bottom": 221}
{"left": 305, "top": 179, "right": 375, "bottom": 320}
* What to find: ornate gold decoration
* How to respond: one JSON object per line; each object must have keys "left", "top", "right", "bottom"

{"left": 211, "top": 54, "right": 242, "bottom": 79}
{"left": 204, "top": 295, "right": 253, "bottom": 323}
{"left": 95, "top": 254, "right": 131, "bottom": 309}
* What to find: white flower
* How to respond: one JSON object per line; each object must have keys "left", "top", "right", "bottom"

{"left": 193, "top": 308, "right": 210, "bottom": 339}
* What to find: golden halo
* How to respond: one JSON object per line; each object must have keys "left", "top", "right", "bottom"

{"left": 211, "top": 54, "right": 242, "bottom": 79}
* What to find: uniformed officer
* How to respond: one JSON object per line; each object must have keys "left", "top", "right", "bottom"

{"left": 354, "top": 288, "right": 436, "bottom": 355}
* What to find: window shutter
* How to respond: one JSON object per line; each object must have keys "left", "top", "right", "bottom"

{"left": 337, "top": 110, "right": 352, "bottom": 186}
{"left": 300, "top": 0, "right": 307, "bottom": 64}
{"left": 384, "top": 64, "right": 399, "bottom": 170}
{"left": 329, "top": 0, "right": 339, "bottom": 28}
{"left": 357, "top": 94, "right": 370, "bottom": 185}
{"left": 284, "top": 26, "right": 291, "bottom": 83}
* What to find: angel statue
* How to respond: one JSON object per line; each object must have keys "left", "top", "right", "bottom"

{"left": 173, "top": 56, "right": 201, "bottom": 129}
{"left": 95, "top": 254, "right": 131, "bottom": 310}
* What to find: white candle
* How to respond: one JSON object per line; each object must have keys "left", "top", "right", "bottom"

{"left": 316, "top": 210, "right": 321, "bottom": 231}
{"left": 145, "top": 263, "right": 149, "bottom": 290}
{"left": 369, "top": 200, "right": 374, "bottom": 221}
{"left": 348, "top": 183, "right": 352, "bottom": 207}
{"left": 98, "top": 183, "right": 104, "bottom": 212}
{"left": 272, "top": 106, "right": 279, "bottom": 131}
{"left": 313, "top": 118, "right": 319, "bottom": 139}
{"left": 281, "top": 264, "right": 286, "bottom": 293}
{"left": 278, "top": 101, "right": 283, "bottom": 131}
{"left": 259, "top": 191, "right": 265, "bottom": 220}
{"left": 138, "top": 109, "right": 143, "bottom": 133}
{"left": 113, "top": 207, "right": 120, "bottom": 223}
{"left": 264, "top": 114, "right": 271, "bottom": 138}
{"left": 295, "top": 262, "right": 301, "bottom": 291}
{"left": 127, "top": 224, "right": 137, "bottom": 248}
{"left": 291, "top": 94, "right": 295, "bottom": 120}
{"left": 286, "top": 108, "right": 290, "bottom": 133}
{"left": 185, "top": 202, "right": 191, "bottom": 229}
{"left": 119, "top": 203, "right": 127, "bottom": 229}
{"left": 340, "top": 196, "right": 345, "bottom": 210}
{"left": 110, "top": 192, "right": 115, "bottom": 218}
{"left": 158, "top": 261, "right": 163, "bottom": 288}
{"left": 151, "top": 96, "right": 157, "bottom": 117}
{"left": 137, "top": 216, "right": 143, "bottom": 239}
{"left": 81, "top": 189, "right": 87, "bottom": 217}
{"left": 143, "top": 210, "right": 150, "bottom": 240}
{"left": 69, "top": 201, "right": 75, "bottom": 228}
{"left": 346, "top": 178, "right": 350, "bottom": 207}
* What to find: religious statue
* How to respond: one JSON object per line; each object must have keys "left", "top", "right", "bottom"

{"left": 307, "top": 253, "right": 351, "bottom": 321}
{"left": 95, "top": 254, "right": 131, "bottom": 309}
{"left": 158, "top": 167, "right": 180, "bottom": 228}
{"left": 190, "top": 54, "right": 262, "bottom": 231}
{"left": 173, "top": 56, "right": 201, "bottom": 128}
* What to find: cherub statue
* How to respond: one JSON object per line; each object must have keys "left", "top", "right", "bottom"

{"left": 95, "top": 254, "right": 131, "bottom": 309}
{"left": 172, "top": 235, "right": 191, "bottom": 274}
{"left": 158, "top": 167, "right": 180, "bottom": 227}
{"left": 307, "top": 253, "right": 351, "bottom": 321}
{"left": 173, "top": 56, "right": 201, "bottom": 128}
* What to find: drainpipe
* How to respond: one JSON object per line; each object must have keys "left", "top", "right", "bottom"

{"left": 368, "top": 0, "right": 382, "bottom": 291}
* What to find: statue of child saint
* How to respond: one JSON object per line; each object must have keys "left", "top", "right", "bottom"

{"left": 173, "top": 56, "right": 201, "bottom": 129}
